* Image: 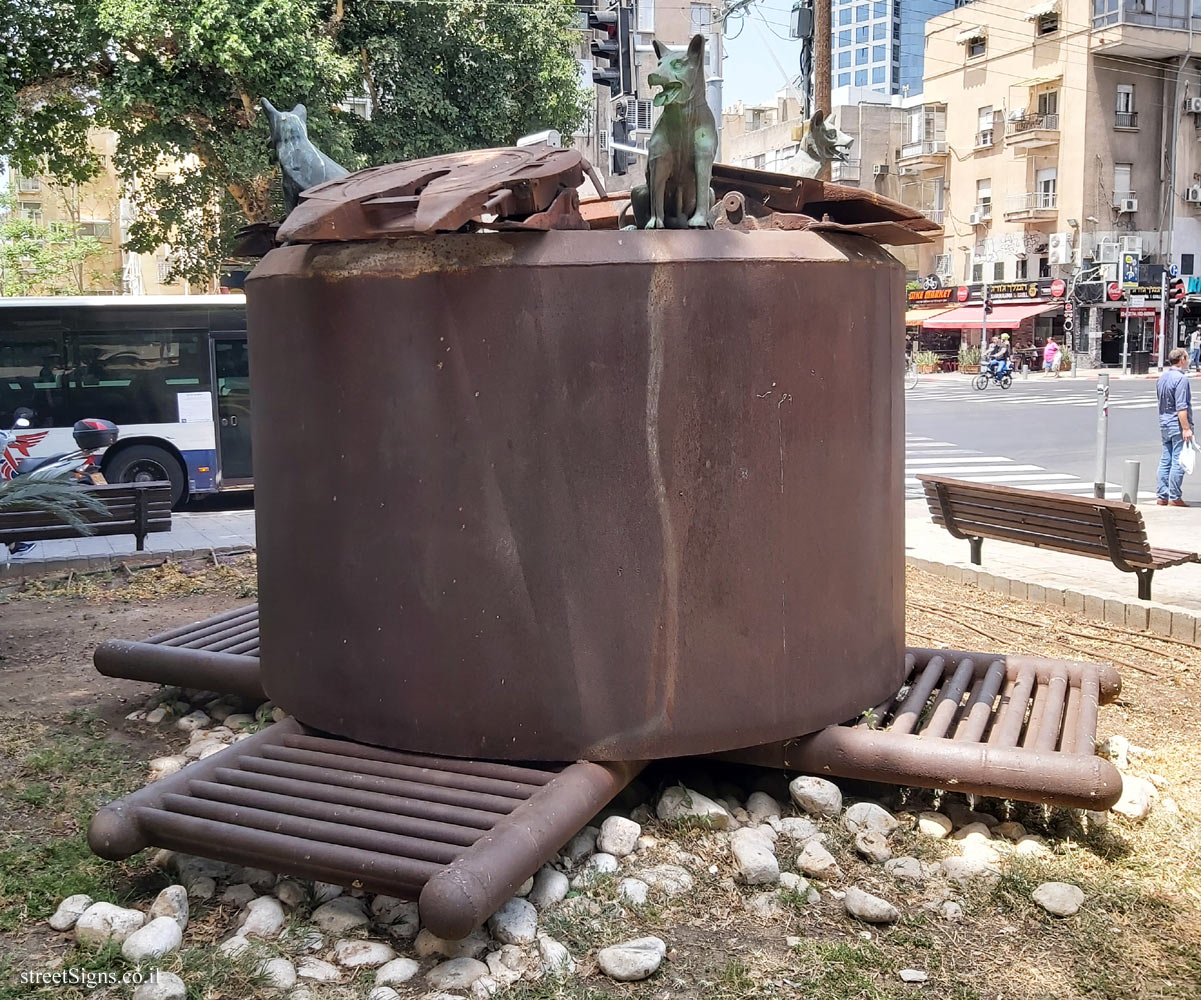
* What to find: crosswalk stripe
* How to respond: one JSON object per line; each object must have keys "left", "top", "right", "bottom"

{"left": 899, "top": 433, "right": 1151, "bottom": 500}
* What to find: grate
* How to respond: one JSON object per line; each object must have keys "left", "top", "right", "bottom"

{"left": 723, "top": 648, "right": 1123, "bottom": 810}
{"left": 94, "top": 604, "right": 265, "bottom": 701}
{"left": 90, "top": 718, "right": 641, "bottom": 940}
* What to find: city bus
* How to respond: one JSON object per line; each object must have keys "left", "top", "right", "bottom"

{"left": 0, "top": 295, "right": 250, "bottom": 507}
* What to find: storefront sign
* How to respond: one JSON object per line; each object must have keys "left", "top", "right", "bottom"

{"left": 956, "top": 285, "right": 970, "bottom": 303}
{"left": 1121, "top": 308, "right": 1157, "bottom": 318}
{"left": 958, "top": 279, "right": 1067, "bottom": 303}
{"left": 1187, "top": 276, "right": 1201, "bottom": 296}
{"left": 906, "top": 287, "right": 955, "bottom": 305}
{"left": 1107, "top": 282, "right": 1124, "bottom": 301}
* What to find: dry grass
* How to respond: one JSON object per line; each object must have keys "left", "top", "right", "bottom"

{"left": 2, "top": 554, "right": 258, "bottom": 603}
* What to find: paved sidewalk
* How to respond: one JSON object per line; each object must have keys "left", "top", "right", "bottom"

{"left": 906, "top": 497, "right": 1201, "bottom": 633}
{"left": 1, "top": 509, "right": 256, "bottom": 575}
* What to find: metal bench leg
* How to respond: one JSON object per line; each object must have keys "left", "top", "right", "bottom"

{"left": 1136, "top": 569, "right": 1153, "bottom": 601}
{"left": 969, "top": 537, "right": 983, "bottom": 565}
{"left": 134, "top": 489, "right": 148, "bottom": 552}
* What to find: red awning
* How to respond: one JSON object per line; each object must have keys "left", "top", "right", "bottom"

{"left": 922, "top": 302, "right": 1060, "bottom": 330}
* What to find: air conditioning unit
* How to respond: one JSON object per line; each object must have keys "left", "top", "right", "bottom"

{"left": 1095, "top": 242, "right": 1119, "bottom": 264}
{"left": 873, "top": 163, "right": 890, "bottom": 176}
{"left": 1185, "top": 97, "right": 1201, "bottom": 113}
{"left": 1048, "top": 231, "right": 1072, "bottom": 265}
{"left": 968, "top": 212, "right": 983, "bottom": 225}
{"left": 1120, "top": 234, "right": 1143, "bottom": 253}
{"left": 1119, "top": 197, "right": 1138, "bottom": 213}
{"left": 1188, "top": 186, "right": 1201, "bottom": 204}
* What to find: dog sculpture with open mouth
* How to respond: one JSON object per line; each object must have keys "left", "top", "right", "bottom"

{"left": 785, "top": 109, "right": 855, "bottom": 179}
{"left": 628, "top": 34, "right": 717, "bottom": 229}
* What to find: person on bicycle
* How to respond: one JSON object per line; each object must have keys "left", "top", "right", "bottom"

{"left": 985, "top": 334, "right": 1011, "bottom": 378}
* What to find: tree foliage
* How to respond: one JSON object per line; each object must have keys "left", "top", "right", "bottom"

{"left": 1, "top": 0, "right": 589, "bottom": 283}
{"left": 0, "top": 197, "right": 106, "bottom": 296}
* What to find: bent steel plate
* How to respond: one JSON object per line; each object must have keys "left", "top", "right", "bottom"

{"left": 720, "top": 647, "right": 1124, "bottom": 809}
{"left": 89, "top": 718, "right": 641, "bottom": 940}
{"left": 277, "top": 147, "right": 587, "bottom": 243}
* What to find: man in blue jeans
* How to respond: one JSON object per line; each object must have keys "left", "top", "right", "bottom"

{"left": 1157, "top": 347, "right": 1194, "bottom": 506}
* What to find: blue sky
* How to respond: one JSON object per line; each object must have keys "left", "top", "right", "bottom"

{"left": 721, "top": 4, "right": 805, "bottom": 108}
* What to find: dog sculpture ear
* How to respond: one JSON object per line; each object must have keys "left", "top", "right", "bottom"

{"left": 653, "top": 39, "right": 666, "bottom": 59}
{"left": 260, "top": 98, "right": 278, "bottom": 121}
{"left": 687, "top": 33, "right": 705, "bottom": 64}
{"left": 810, "top": 109, "right": 826, "bottom": 130}
{"left": 291, "top": 104, "right": 308, "bottom": 123}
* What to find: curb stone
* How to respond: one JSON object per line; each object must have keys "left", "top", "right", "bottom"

{"left": 0, "top": 546, "right": 254, "bottom": 584}
{"left": 906, "top": 556, "right": 1199, "bottom": 642}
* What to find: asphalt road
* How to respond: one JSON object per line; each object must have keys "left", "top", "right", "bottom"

{"left": 905, "top": 372, "right": 1199, "bottom": 504}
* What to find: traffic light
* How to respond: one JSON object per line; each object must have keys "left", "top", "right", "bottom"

{"left": 1170, "top": 277, "right": 1186, "bottom": 305}
{"left": 589, "top": 4, "right": 633, "bottom": 97}
{"left": 983, "top": 284, "right": 994, "bottom": 314}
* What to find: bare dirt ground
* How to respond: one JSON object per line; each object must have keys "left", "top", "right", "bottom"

{"left": 0, "top": 560, "right": 1198, "bottom": 1000}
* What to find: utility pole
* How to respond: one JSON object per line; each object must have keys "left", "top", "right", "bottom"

{"left": 814, "top": 0, "right": 831, "bottom": 116}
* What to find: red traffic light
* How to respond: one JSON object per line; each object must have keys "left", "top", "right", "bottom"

{"left": 1171, "top": 277, "right": 1186, "bottom": 304}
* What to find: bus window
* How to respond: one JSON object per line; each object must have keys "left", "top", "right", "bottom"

{"left": 54, "top": 329, "right": 211, "bottom": 426}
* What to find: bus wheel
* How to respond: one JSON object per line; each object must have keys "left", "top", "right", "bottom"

{"left": 105, "top": 445, "right": 187, "bottom": 508}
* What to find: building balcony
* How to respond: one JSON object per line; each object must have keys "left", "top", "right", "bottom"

{"left": 1004, "top": 191, "right": 1057, "bottom": 221}
{"left": 1092, "top": 1, "right": 1199, "bottom": 57}
{"left": 1114, "top": 111, "right": 1139, "bottom": 129}
{"left": 924, "top": 208, "right": 945, "bottom": 225}
{"left": 830, "top": 158, "right": 861, "bottom": 183}
{"left": 1004, "top": 113, "right": 1060, "bottom": 149}
{"left": 974, "top": 129, "right": 996, "bottom": 150}
{"left": 897, "top": 140, "right": 948, "bottom": 171}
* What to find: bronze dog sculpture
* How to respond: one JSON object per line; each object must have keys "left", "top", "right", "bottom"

{"left": 629, "top": 35, "right": 717, "bottom": 229}
{"left": 785, "top": 109, "right": 854, "bottom": 179}
{"left": 261, "top": 98, "right": 348, "bottom": 216}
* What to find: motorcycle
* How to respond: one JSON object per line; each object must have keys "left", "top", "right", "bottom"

{"left": 2, "top": 408, "right": 120, "bottom": 555}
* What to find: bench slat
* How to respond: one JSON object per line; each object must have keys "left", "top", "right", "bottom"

{"left": 927, "top": 513, "right": 1152, "bottom": 561}
{"left": 926, "top": 507, "right": 1153, "bottom": 562}
{"left": 0, "top": 521, "right": 172, "bottom": 544}
{"left": 921, "top": 487, "right": 1148, "bottom": 534}
{"left": 924, "top": 498, "right": 1149, "bottom": 545}
{"left": 917, "top": 475, "right": 1140, "bottom": 511}
{"left": 928, "top": 515, "right": 1139, "bottom": 562}
{"left": 920, "top": 486, "right": 1146, "bottom": 531}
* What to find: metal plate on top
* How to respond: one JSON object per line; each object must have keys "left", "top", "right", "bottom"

{"left": 277, "top": 147, "right": 586, "bottom": 243}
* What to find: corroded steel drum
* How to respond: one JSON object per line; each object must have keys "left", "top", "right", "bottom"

{"left": 246, "top": 229, "right": 905, "bottom": 761}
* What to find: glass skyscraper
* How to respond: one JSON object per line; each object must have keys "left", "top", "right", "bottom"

{"left": 830, "top": 0, "right": 960, "bottom": 97}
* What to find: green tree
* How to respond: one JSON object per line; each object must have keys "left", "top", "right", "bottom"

{"left": 1, "top": 0, "right": 589, "bottom": 285}
{"left": 0, "top": 198, "right": 106, "bottom": 296}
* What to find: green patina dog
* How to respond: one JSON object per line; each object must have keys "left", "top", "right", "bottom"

{"left": 629, "top": 34, "right": 717, "bottom": 230}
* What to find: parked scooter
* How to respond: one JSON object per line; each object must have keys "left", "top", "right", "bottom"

{"left": 2, "top": 408, "right": 119, "bottom": 555}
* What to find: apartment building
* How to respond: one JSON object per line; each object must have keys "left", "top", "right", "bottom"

{"left": 908, "top": 0, "right": 1201, "bottom": 366}
{"left": 9, "top": 129, "right": 207, "bottom": 296}
{"left": 576, "top": 1, "right": 724, "bottom": 193}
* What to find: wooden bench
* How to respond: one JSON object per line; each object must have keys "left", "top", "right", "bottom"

{"left": 0, "top": 481, "right": 173, "bottom": 553}
{"left": 919, "top": 475, "right": 1200, "bottom": 601}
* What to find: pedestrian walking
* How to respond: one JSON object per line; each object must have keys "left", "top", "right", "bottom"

{"left": 1157, "top": 346, "right": 1194, "bottom": 507}
{"left": 1190, "top": 327, "right": 1201, "bottom": 371}
{"left": 1042, "top": 336, "right": 1062, "bottom": 377}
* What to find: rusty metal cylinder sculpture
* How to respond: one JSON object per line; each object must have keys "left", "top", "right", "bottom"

{"left": 246, "top": 229, "right": 905, "bottom": 761}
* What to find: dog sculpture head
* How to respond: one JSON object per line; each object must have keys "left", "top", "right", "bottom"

{"left": 261, "top": 98, "right": 311, "bottom": 153}
{"left": 648, "top": 34, "right": 706, "bottom": 108}
{"left": 802, "top": 109, "right": 854, "bottom": 164}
